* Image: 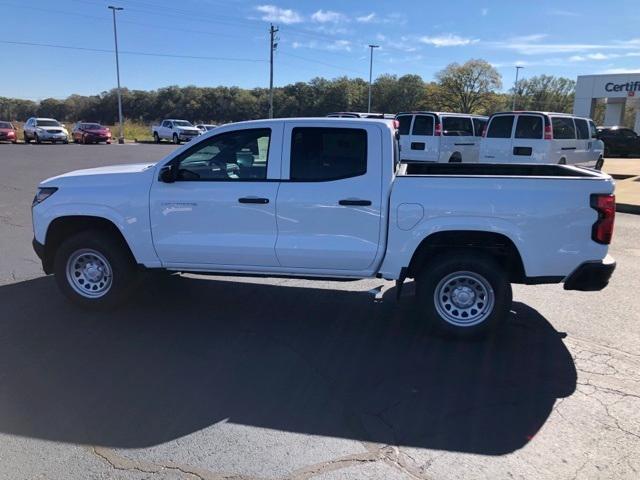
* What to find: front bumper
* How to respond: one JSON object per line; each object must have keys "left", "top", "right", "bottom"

{"left": 564, "top": 255, "right": 616, "bottom": 291}
{"left": 178, "top": 132, "right": 199, "bottom": 141}
{"left": 32, "top": 238, "right": 51, "bottom": 274}
{"left": 37, "top": 131, "right": 68, "bottom": 141}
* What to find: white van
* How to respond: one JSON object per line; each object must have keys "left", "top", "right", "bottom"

{"left": 396, "top": 112, "right": 488, "bottom": 162}
{"left": 479, "top": 111, "right": 604, "bottom": 170}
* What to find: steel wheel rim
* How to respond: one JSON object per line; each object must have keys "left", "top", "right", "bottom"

{"left": 65, "top": 249, "right": 113, "bottom": 298}
{"left": 434, "top": 271, "right": 495, "bottom": 327}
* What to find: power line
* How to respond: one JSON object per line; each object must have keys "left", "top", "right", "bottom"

{"left": 0, "top": 40, "right": 266, "bottom": 62}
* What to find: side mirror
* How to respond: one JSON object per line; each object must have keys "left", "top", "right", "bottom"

{"left": 159, "top": 165, "right": 176, "bottom": 183}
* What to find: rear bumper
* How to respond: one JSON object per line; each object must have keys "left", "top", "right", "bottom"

{"left": 564, "top": 255, "right": 616, "bottom": 291}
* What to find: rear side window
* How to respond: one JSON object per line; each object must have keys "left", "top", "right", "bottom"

{"left": 442, "top": 116, "right": 473, "bottom": 136}
{"left": 290, "top": 127, "right": 367, "bottom": 181}
{"left": 472, "top": 118, "right": 487, "bottom": 137}
{"left": 412, "top": 115, "right": 434, "bottom": 135}
{"left": 486, "top": 115, "right": 514, "bottom": 138}
{"left": 515, "top": 115, "right": 543, "bottom": 139}
{"left": 397, "top": 115, "right": 412, "bottom": 135}
{"left": 575, "top": 119, "right": 590, "bottom": 140}
{"left": 552, "top": 117, "right": 576, "bottom": 139}
{"left": 589, "top": 121, "right": 598, "bottom": 138}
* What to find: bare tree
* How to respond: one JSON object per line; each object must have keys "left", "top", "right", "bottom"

{"left": 436, "top": 59, "right": 502, "bottom": 113}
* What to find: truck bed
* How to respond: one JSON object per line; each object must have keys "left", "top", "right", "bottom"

{"left": 400, "top": 162, "right": 605, "bottom": 178}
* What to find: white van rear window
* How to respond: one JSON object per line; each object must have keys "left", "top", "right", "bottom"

{"left": 487, "top": 115, "right": 514, "bottom": 138}
{"left": 515, "top": 115, "right": 543, "bottom": 139}
{"left": 442, "top": 117, "right": 473, "bottom": 136}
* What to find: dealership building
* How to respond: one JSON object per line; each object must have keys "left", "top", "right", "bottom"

{"left": 573, "top": 73, "right": 640, "bottom": 132}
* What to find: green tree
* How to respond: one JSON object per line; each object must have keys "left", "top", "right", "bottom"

{"left": 513, "top": 75, "right": 575, "bottom": 112}
{"left": 436, "top": 59, "right": 502, "bottom": 113}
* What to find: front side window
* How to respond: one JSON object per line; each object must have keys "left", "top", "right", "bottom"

{"left": 397, "top": 115, "right": 412, "bottom": 135}
{"left": 575, "top": 119, "right": 590, "bottom": 140}
{"left": 486, "top": 115, "right": 514, "bottom": 138}
{"left": 442, "top": 116, "right": 473, "bottom": 136}
{"left": 412, "top": 115, "right": 434, "bottom": 136}
{"left": 552, "top": 117, "right": 576, "bottom": 139}
{"left": 589, "top": 121, "right": 598, "bottom": 138}
{"left": 472, "top": 118, "right": 487, "bottom": 137}
{"left": 175, "top": 128, "right": 270, "bottom": 181}
{"left": 515, "top": 115, "right": 543, "bottom": 139}
{"left": 290, "top": 127, "right": 367, "bottom": 181}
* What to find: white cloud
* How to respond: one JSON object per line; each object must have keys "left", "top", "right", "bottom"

{"left": 311, "top": 9, "right": 348, "bottom": 23}
{"left": 600, "top": 68, "right": 640, "bottom": 74}
{"left": 490, "top": 35, "right": 640, "bottom": 56}
{"left": 481, "top": 8, "right": 488, "bottom": 16}
{"left": 326, "top": 39, "right": 352, "bottom": 51}
{"left": 255, "top": 5, "right": 303, "bottom": 24}
{"left": 569, "top": 53, "right": 615, "bottom": 62}
{"left": 548, "top": 9, "right": 580, "bottom": 17}
{"left": 356, "top": 12, "right": 376, "bottom": 23}
{"left": 291, "top": 39, "right": 352, "bottom": 52}
{"left": 419, "top": 34, "right": 479, "bottom": 47}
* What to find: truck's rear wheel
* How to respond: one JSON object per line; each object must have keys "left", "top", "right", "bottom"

{"left": 153, "top": 132, "right": 160, "bottom": 144}
{"left": 595, "top": 156, "right": 604, "bottom": 171}
{"left": 53, "top": 230, "right": 138, "bottom": 309}
{"left": 415, "top": 252, "right": 512, "bottom": 337}
{"left": 172, "top": 133, "right": 180, "bottom": 144}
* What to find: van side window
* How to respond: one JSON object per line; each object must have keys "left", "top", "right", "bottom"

{"left": 442, "top": 117, "right": 473, "bottom": 136}
{"left": 486, "top": 115, "right": 514, "bottom": 138}
{"left": 589, "top": 121, "right": 598, "bottom": 138}
{"left": 515, "top": 115, "right": 543, "bottom": 139}
{"left": 412, "top": 115, "right": 433, "bottom": 136}
{"left": 290, "top": 127, "right": 367, "bottom": 181}
{"left": 575, "top": 119, "right": 590, "bottom": 140}
{"left": 552, "top": 117, "right": 576, "bottom": 139}
{"left": 397, "top": 115, "right": 412, "bottom": 135}
{"left": 472, "top": 118, "right": 487, "bottom": 137}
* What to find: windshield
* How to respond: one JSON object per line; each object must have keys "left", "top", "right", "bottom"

{"left": 36, "top": 120, "right": 60, "bottom": 127}
{"left": 173, "top": 121, "right": 193, "bottom": 127}
{"left": 0, "top": 121, "right": 12, "bottom": 129}
{"left": 82, "top": 123, "right": 103, "bottom": 129}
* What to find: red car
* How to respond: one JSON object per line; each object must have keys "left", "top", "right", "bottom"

{"left": 0, "top": 121, "right": 17, "bottom": 144}
{"left": 71, "top": 122, "right": 112, "bottom": 144}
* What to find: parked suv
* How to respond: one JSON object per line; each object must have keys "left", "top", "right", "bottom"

{"left": 395, "top": 112, "right": 487, "bottom": 163}
{"left": 23, "top": 117, "right": 69, "bottom": 144}
{"left": 596, "top": 126, "right": 640, "bottom": 157}
{"left": 480, "top": 112, "right": 604, "bottom": 169}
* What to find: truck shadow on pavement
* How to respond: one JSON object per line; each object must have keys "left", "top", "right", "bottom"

{"left": 0, "top": 274, "right": 576, "bottom": 455}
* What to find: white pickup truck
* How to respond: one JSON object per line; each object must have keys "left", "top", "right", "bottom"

{"left": 31, "top": 118, "right": 616, "bottom": 337}
{"left": 151, "top": 119, "right": 201, "bottom": 144}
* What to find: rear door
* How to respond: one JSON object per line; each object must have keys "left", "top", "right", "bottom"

{"left": 481, "top": 114, "right": 515, "bottom": 162}
{"left": 407, "top": 114, "right": 438, "bottom": 161}
{"left": 551, "top": 116, "right": 578, "bottom": 164}
{"left": 275, "top": 122, "right": 384, "bottom": 273}
{"left": 396, "top": 114, "right": 414, "bottom": 159}
{"left": 573, "top": 118, "right": 593, "bottom": 165}
{"left": 440, "top": 116, "right": 476, "bottom": 162}
{"left": 512, "top": 114, "right": 545, "bottom": 162}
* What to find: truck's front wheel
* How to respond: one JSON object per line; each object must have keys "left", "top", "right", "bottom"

{"left": 53, "top": 230, "right": 138, "bottom": 309}
{"left": 415, "top": 252, "right": 512, "bottom": 337}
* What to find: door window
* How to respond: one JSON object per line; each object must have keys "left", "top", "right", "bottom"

{"left": 486, "top": 115, "right": 514, "bottom": 138}
{"left": 472, "top": 118, "right": 487, "bottom": 137}
{"left": 515, "top": 115, "right": 543, "bottom": 139}
{"left": 412, "top": 115, "right": 434, "bottom": 136}
{"left": 589, "top": 121, "right": 598, "bottom": 138}
{"left": 175, "top": 128, "right": 271, "bottom": 181}
{"left": 290, "top": 127, "right": 367, "bottom": 181}
{"left": 397, "top": 115, "right": 412, "bottom": 135}
{"left": 574, "top": 119, "right": 590, "bottom": 140}
{"left": 442, "top": 116, "right": 473, "bottom": 136}
{"left": 552, "top": 117, "right": 576, "bottom": 139}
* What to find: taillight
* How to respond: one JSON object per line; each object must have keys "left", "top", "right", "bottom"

{"left": 434, "top": 123, "right": 442, "bottom": 136}
{"left": 544, "top": 125, "right": 553, "bottom": 140}
{"left": 590, "top": 194, "right": 615, "bottom": 244}
{"left": 393, "top": 119, "right": 400, "bottom": 129}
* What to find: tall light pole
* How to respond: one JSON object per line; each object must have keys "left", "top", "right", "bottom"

{"left": 512, "top": 65, "right": 524, "bottom": 111}
{"left": 268, "top": 23, "right": 279, "bottom": 119}
{"left": 367, "top": 44, "right": 379, "bottom": 113}
{"left": 108, "top": 5, "right": 125, "bottom": 144}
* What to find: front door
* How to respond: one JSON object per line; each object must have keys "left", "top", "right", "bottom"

{"left": 440, "top": 116, "right": 476, "bottom": 162}
{"left": 482, "top": 114, "right": 514, "bottom": 162}
{"left": 149, "top": 124, "right": 282, "bottom": 268}
{"left": 551, "top": 116, "right": 578, "bottom": 164}
{"left": 275, "top": 122, "right": 384, "bottom": 273}
{"left": 512, "top": 114, "right": 544, "bottom": 162}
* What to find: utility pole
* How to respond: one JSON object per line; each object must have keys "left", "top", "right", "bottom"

{"left": 269, "top": 23, "right": 279, "bottom": 119}
{"left": 512, "top": 65, "right": 524, "bottom": 111}
{"left": 367, "top": 44, "right": 379, "bottom": 113}
{"left": 108, "top": 5, "right": 125, "bottom": 144}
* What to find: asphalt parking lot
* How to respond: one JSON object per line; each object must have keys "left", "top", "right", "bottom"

{"left": 0, "top": 144, "right": 639, "bottom": 480}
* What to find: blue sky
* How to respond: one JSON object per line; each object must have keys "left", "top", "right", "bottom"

{"left": 2, "top": 0, "right": 640, "bottom": 99}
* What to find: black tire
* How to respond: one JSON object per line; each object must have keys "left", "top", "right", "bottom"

{"left": 24, "top": 133, "right": 30, "bottom": 144}
{"left": 35, "top": 134, "right": 41, "bottom": 144}
{"left": 53, "top": 230, "right": 139, "bottom": 310}
{"left": 595, "top": 157, "right": 604, "bottom": 171}
{"left": 172, "top": 133, "right": 180, "bottom": 145}
{"left": 558, "top": 158, "right": 566, "bottom": 165}
{"left": 153, "top": 132, "right": 160, "bottom": 144}
{"left": 448, "top": 153, "right": 462, "bottom": 163}
{"left": 415, "top": 252, "right": 512, "bottom": 338}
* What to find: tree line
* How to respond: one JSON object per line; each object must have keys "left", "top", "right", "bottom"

{"left": 0, "top": 59, "right": 578, "bottom": 124}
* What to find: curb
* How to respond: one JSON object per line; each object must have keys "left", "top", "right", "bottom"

{"left": 617, "top": 203, "right": 640, "bottom": 215}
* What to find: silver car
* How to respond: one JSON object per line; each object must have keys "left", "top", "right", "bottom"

{"left": 23, "top": 117, "right": 69, "bottom": 144}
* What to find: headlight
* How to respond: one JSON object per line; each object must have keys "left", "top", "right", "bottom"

{"left": 32, "top": 187, "right": 58, "bottom": 207}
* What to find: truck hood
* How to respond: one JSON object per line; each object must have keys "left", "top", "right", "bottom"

{"left": 40, "top": 162, "right": 156, "bottom": 186}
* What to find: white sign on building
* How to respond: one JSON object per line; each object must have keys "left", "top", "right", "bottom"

{"left": 574, "top": 73, "right": 640, "bottom": 133}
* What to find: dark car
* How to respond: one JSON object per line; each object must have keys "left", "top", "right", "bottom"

{"left": 596, "top": 126, "right": 640, "bottom": 157}
{"left": 0, "top": 121, "right": 17, "bottom": 144}
{"left": 72, "top": 122, "right": 112, "bottom": 144}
